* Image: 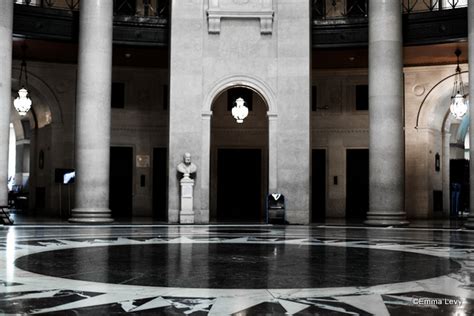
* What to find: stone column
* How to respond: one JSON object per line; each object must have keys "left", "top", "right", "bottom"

{"left": 365, "top": 0, "right": 408, "bottom": 226}
{"left": 70, "top": 0, "right": 113, "bottom": 223}
{"left": 465, "top": 2, "right": 474, "bottom": 228}
{"left": 0, "top": 1, "right": 13, "bottom": 207}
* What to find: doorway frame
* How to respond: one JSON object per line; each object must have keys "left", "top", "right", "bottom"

{"left": 311, "top": 148, "right": 327, "bottom": 222}
{"left": 213, "top": 147, "right": 267, "bottom": 222}
{"left": 109, "top": 145, "right": 135, "bottom": 218}
{"left": 200, "top": 75, "right": 278, "bottom": 222}
{"left": 345, "top": 147, "right": 369, "bottom": 220}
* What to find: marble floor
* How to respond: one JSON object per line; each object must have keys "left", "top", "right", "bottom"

{"left": 0, "top": 224, "right": 473, "bottom": 315}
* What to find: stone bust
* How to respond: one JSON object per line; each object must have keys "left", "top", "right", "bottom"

{"left": 177, "top": 152, "right": 197, "bottom": 178}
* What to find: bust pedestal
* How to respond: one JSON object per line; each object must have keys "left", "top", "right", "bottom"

{"left": 180, "top": 176, "right": 195, "bottom": 224}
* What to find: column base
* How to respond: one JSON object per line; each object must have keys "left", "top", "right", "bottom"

{"left": 464, "top": 216, "right": 474, "bottom": 229}
{"left": 364, "top": 211, "right": 409, "bottom": 227}
{"left": 69, "top": 208, "right": 114, "bottom": 223}
{"left": 180, "top": 211, "right": 195, "bottom": 224}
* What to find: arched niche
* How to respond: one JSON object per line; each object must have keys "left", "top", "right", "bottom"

{"left": 199, "top": 75, "right": 278, "bottom": 221}
{"left": 209, "top": 86, "right": 269, "bottom": 222}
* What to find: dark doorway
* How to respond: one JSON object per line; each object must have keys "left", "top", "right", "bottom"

{"left": 312, "top": 149, "right": 326, "bottom": 222}
{"left": 346, "top": 149, "right": 369, "bottom": 219}
{"left": 110, "top": 146, "right": 133, "bottom": 218}
{"left": 217, "top": 149, "right": 262, "bottom": 222}
{"left": 153, "top": 148, "right": 168, "bottom": 221}
{"left": 450, "top": 159, "right": 470, "bottom": 215}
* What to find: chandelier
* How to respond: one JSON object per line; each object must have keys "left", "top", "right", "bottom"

{"left": 450, "top": 49, "right": 467, "bottom": 120}
{"left": 231, "top": 97, "right": 249, "bottom": 123}
{"left": 13, "top": 44, "right": 32, "bottom": 116}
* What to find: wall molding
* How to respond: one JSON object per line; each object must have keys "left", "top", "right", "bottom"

{"left": 312, "top": 128, "right": 368, "bottom": 134}
{"left": 207, "top": 0, "right": 274, "bottom": 34}
{"left": 112, "top": 126, "right": 168, "bottom": 134}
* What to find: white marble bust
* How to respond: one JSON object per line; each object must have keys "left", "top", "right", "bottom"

{"left": 177, "top": 152, "right": 197, "bottom": 178}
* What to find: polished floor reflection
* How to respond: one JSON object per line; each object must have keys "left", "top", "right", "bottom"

{"left": 0, "top": 225, "right": 473, "bottom": 315}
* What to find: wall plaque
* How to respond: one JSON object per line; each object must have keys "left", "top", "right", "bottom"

{"left": 136, "top": 155, "right": 150, "bottom": 168}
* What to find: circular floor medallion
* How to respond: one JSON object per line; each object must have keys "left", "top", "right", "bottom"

{"left": 15, "top": 243, "right": 460, "bottom": 289}
{"left": 207, "top": 229, "right": 272, "bottom": 234}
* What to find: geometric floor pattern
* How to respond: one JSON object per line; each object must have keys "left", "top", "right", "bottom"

{"left": 0, "top": 225, "right": 473, "bottom": 315}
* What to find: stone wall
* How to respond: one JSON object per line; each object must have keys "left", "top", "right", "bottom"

{"left": 169, "top": 0, "right": 311, "bottom": 224}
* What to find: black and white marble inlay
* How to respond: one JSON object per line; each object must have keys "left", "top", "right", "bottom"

{"left": 0, "top": 290, "right": 102, "bottom": 314}
{"left": 14, "top": 243, "right": 461, "bottom": 289}
{"left": 0, "top": 225, "right": 473, "bottom": 315}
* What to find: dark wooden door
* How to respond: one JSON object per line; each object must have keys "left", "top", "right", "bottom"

{"left": 217, "top": 149, "right": 262, "bottom": 222}
{"left": 346, "top": 149, "right": 369, "bottom": 219}
{"left": 153, "top": 148, "right": 168, "bottom": 221}
{"left": 109, "top": 146, "right": 133, "bottom": 218}
{"left": 312, "top": 149, "right": 326, "bottom": 222}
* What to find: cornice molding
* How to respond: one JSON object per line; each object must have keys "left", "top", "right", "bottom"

{"left": 207, "top": 0, "right": 274, "bottom": 34}
{"left": 312, "top": 128, "right": 368, "bottom": 134}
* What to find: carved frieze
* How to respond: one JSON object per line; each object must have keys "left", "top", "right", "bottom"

{"left": 207, "top": 0, "right": 274, "bottom": 34}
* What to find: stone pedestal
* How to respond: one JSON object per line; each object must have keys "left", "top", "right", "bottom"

{"left": 180, "top": 176, "right": 195, "bottom": 224}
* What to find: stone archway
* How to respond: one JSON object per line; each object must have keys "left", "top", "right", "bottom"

{"left": 11, "top": 68, "right": 63, "bottom": 128}
{"left": 209, "top": 86, "right": 269, "bottom": 222}
{"left": 200, "top": 75, "right": 278, "bottom": 222}
{"left": 9, "top": 67, "right": 64, "bottom": 213}
{"left": 412, "top": 69, "right": 469, "bottom": 218}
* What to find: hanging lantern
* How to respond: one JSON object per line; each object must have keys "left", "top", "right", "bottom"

{"left": 449, "top": 49, "right": 467, "bottom": 119}
{"left": 13, "top": 87, "right": 32, "bottom": 116}
{"left": 231, "top": 97, "right": 249, "bottom": 123}
{"left": 13, "top": 44, "right": 32, "bottom": 116}
{"left": 450, "top": 93, "right": 467, "bottom": 119}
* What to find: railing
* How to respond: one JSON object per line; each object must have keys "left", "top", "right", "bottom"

{"left": 15, "top": 0, "right": 170, "bottom": 19}
{"left": 312, "top": 0, "right": 367, "bottom": 19}
{"left": 312, "top": 0, "right": 467, "bottom": 20}
{"left": 402, "top": 0, "right": 467, "bottom": 13}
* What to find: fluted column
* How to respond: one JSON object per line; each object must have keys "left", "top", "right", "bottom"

{"left": 70, "top": 0, "right": 113, "bottom": 223}
{"left": 365, "top": 0, "right": 408, "bottom": 226}
{"left": 465, "top": 2, "right": 474, "bottom": 229}
{"left": 0, "top": 1, "right": 13, "bottom": 207}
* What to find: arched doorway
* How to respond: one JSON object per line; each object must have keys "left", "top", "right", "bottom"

{"left": 445, "top": 113, "right": 470, "bottom": 217}
{"left": 8, "top": 123, "right": 16, "bottom": 191}
{"left": 210, "top": 87, "right": 269, "bottom": 222}
{"left": 9, "top": 101, "right": 33, "bottom": 212}
{"left": 413, "top": 67, "right": 469, "bottom": 219}
{"left": 9, "top": 66, "right": 63, "bottom": 216}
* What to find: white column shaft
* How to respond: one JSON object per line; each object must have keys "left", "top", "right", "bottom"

{"left": 0, "top": 1, "right": 13, "bottom": 206}
{"left": 366, "top": 0, "right": 408, "bottom": 226}
{"left": 70, "top": 0, "right": 114, "bottom": 223}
